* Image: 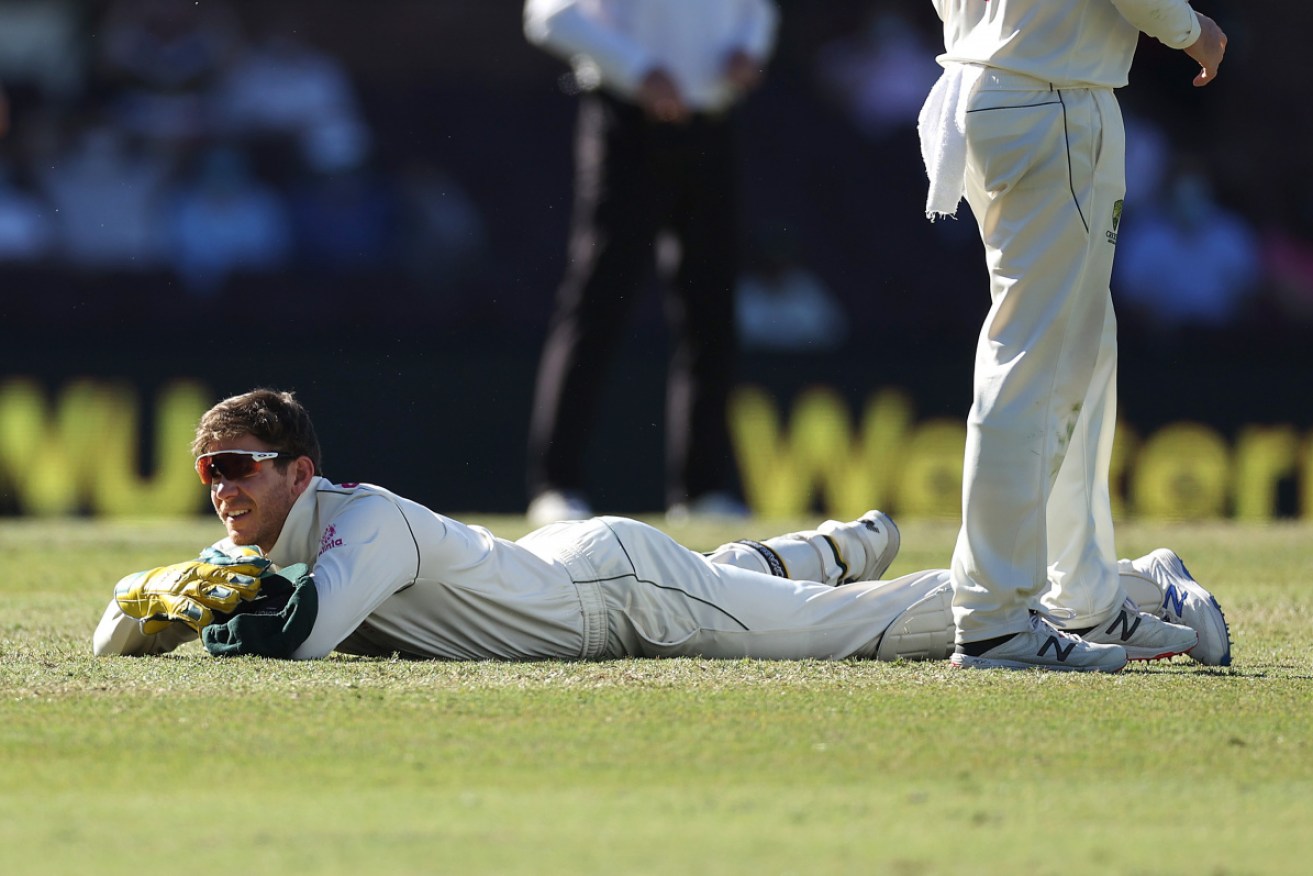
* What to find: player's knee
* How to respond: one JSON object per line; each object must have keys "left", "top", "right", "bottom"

{"left": 875, "top": 583, "right": 955, "bottom": 662}
{"left": 705, "top": 541, "right": 778, "bottom": 577}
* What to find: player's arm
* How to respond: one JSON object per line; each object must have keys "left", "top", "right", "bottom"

{"left": 723, "top": 1, "right": 779, "bottom": 100}
{"left": 729, "top": 0, "right": 780, "bottom": 70}
{"left": 206, "top": 495, "right": 421, "bottom": 659}
{"left": 1110, "top": 1, "right": 1225, "bottom": 85}
{"left": 93, "top": 600, "right": 198, "bottom": 656}
{"left": 1109, "top": 0, "right": 1201, "bottom": 48}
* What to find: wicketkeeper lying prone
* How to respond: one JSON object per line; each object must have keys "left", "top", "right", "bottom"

{"left": 93, "top": 389, "right": 1231, "bottom": 670}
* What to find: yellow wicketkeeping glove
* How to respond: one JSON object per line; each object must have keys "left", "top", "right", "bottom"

{"left": 114, "top": 547, "right": 272, "bottom": 635}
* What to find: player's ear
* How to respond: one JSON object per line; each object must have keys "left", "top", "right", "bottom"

{"left": 291, "top": 455, "right": 316, "bottom": 492}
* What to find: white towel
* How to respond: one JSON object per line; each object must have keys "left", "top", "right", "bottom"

{"left": 917, "top": 63, "right": 985, "bottom": 220}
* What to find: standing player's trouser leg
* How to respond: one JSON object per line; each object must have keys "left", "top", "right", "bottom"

{"left": 1041, "top": 295, "right": 1122, "bottom": 627}
{"left": 526, "top": 94, "right": 663, "bottom": 496}
{"left": 950, "top": 76, "right": 1126, "bottom": 643}
{"left": 664, "top": 112, "right": 739, "bottom": 505}
{"left": 553, "top": 518, "right": 947, "bottom": 660}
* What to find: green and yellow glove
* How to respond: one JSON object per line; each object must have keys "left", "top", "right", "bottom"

{"left": 114, "top": 547, "right": 272, "bottom": 635}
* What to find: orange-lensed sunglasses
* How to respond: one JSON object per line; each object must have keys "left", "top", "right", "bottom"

{"left": 195, "top": 450, "right": 296, "bottom": 485}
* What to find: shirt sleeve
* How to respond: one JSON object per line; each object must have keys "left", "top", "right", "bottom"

{"left": 289, "top": 494, "right": 426, "bottom": 659}
{"left": 1108, "top": 0, "right": 1201, "bottom": 49}
{"left": 523, "top": 0, "right": 654, "bottom": 96}
{"left": 92, "top": 600, "right": 198, "bottom": 656}
{"left": 735, "top": 0, "right": 780, "bottom": 62}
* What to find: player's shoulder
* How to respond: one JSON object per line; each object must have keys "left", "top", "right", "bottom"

{"left": 317, "top": 478, "right": 377, "bottom": 495}
{"left": 313, "top": 478, "right": 397, "bottom": 498}
{"left": 314, "top": 479, "right": 418, "bottom": 517}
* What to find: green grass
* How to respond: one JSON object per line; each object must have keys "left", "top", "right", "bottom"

{"left": 2, "top": 516, "right": 1311, "bottom": 875}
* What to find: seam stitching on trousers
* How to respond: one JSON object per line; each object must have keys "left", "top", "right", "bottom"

{"left": 603, "top": 520, "right": 752, "bottom": 631}
{"left": 1056, "top": 90, "right": 1090, "bottom": 233}
{"left": 965, "top": 100, "right": 1061, "bottom": 113}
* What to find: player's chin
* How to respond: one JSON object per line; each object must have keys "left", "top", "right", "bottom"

{"left": 223, "top": 515, "right": 258, "bottom": 545}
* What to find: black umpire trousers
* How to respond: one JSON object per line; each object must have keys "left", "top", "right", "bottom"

{"left": 528, "top": 91, "right": 740, "bottom": 507}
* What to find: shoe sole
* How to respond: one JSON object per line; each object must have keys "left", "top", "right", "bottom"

{"left": 1150, "top": 549, "right": 1233, "bottom": 667}
{"left": 1120, "top": 626, "right": 1199, "bottom": 662}
{"left": 1124, "top": 647, "right": 1194, "bottom": 662}
{"left": 949, "top": 653, "right": 1127, "bottom": 673}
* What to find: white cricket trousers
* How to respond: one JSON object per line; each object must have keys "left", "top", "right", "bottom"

{"left": 951, "top": 70, "right": 1126, "bottom": 643}
{"left": 521, "top": 517, "right": 949, "bottom": 660}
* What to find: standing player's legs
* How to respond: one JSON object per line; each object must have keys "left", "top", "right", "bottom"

{"left": 1042, "top": 291, "right": 1122, "bottom": 626}
{"left": 1028, "top": 95, "right": 1194, "bottom": 661}
{"left": 527, "top": 94, "right": 663, "bottom": 502}
{"left": 951, "top": 82, "right": 1116, "bottom": 646}
{"left": 664, "top": 113, "right": 739, "bottom": 507}
{"left": 1037, "top": 89, "right": 1125, "bottom": 627}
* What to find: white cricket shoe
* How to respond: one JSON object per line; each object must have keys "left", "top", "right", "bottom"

{"left": 1075, "top": 597, "right": 1197, "bottom": 661}
{"left": 950, "top": 614, "right": 1128, "bottom": 672}
{"left": 527, "top": 490, "right": 593, "bottom": 527}
{"left": 819, "top": 510, "right": 901, "bottom": 582}
{"left": 1119, "top": 549, "right": 1232, "bottom": 666}
{"left": 852, "top": 510, "right": 901, "bottom": 581}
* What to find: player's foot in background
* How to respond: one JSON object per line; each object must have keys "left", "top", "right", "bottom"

{"left": 666, "top": 491, "right": 750, "bottom": 524}
{"left": 527, "top": 489, "right": 593, "bottom": 527}
{"left": 817, "top": 510, "right": 901, "bottom": 582}
{"left": 1071, "top": 597, "right": 1198, "bottom": 661}
{"left": 1119, "top": 549, "right": 1232, "bottom": 666}
{"left": 950, "top": 614, "right": 1128, "bottom": 672}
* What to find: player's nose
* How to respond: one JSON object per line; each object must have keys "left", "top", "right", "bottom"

{"left": 211, "top": 476, "right": 241, "bottom": 498}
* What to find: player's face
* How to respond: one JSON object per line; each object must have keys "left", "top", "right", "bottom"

{"left": 203, "top": 435, "right": 307, "bottom": 551}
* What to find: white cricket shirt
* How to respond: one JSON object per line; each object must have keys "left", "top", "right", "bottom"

{"left": 523, "top": 0, "right": 778, "bottom": 111}
{"left": 932, "top": 0, "right": 1202, "bottom": 88}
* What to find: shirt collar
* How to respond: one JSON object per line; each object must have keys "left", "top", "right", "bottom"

{"left": 267, "top": 475, "right": 329, "bottom": 569}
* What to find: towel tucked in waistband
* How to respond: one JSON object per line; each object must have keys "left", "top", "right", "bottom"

{"left": 917, "top": 62, "right": 985, "bottom": 221}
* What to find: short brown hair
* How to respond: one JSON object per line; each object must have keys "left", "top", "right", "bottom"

{"left": 192, "top": 388, "right": 323, "bottom": 475}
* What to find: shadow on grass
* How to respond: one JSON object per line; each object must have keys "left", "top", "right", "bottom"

{"left": 1127, "top": 663, "right": 1311, "bottom": 679}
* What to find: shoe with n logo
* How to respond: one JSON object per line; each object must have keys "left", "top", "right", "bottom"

{"left": 1118, "top": 549, "right": 1232, "bottom": 666}
{"left": 950, "top": 614, "right": 1127, "bottom": 672}
{"left": 1076, "top": 597, "right": 1197, "bottom": 661}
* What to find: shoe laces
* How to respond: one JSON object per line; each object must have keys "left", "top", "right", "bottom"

{"left": 1033, "top": 597, "right": 1143, "bottom": 634}
{"left": 1028, "top": 612, "right": 1082, "bottom": 643}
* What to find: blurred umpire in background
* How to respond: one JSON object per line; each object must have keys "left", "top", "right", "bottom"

{"left": 522, "top": 0, "right": 779, "bottom": 527}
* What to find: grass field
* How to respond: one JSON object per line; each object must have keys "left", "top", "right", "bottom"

{"left": 2, "top": 514, "right": 1310, "bottom": 875}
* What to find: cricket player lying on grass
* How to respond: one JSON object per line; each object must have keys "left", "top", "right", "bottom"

{"left": 93, "top": 389, "right": 1230, "bottom": 670}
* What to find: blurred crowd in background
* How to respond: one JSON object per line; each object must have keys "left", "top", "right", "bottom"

{"left": 0, "top": 0, "right": 1305, "bottom": 352}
